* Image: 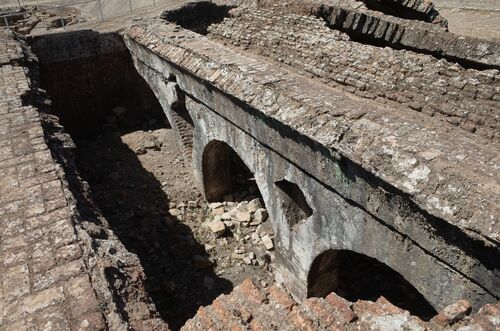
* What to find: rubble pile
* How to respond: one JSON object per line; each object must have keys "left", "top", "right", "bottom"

{"left": 75, "top": 121, "right": 275, "bottom": 328}
{"left": 170, "top": 197, "right": 276, "bottom": 274}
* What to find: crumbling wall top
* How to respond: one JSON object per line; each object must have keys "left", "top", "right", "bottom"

{"left": 122, "top": 22, "right": 499, "bottom": 243}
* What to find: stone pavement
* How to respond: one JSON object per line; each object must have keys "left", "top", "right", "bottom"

{"left": 182, "top": 278, "right": 500, "bottom": 330}
{"left": 0, "top": 29, "right": 108, "bottom": 330}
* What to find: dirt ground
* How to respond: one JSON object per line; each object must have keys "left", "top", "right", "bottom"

{"left": 74, "top": 117, "right": 275, "bottom": 330}
{"left": 440, "top": 8, "right": 500, "bottom": 41}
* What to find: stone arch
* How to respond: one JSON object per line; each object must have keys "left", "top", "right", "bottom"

{"left": 202, "top": 140, "right": 260, "bottom": 203}
{"left": 307, "top": 249, "right": 437, "bottom": 320}
{"left": 275, "top": 179, "right": 313, "bottom": 228}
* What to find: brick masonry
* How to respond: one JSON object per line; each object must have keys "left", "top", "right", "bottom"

{"left": 254, "top": 0, "right": 500, "bottom": 68}
{"left": 124, "top": 17, "right": 498, "bottom": 311}
{"left": 124, "top": 21, "right": 499, "bottom": 244}
{"left": 0, "top": 29, "right": 107, "bottom": 330}
{"left": 182, "top": 278, "right": 500, "bottom": 330}
{"left": 0, "top": 29, "right": 169, "bottom": 330}
{"left": 208, "top": 7, "right": 500, "bottom": 140}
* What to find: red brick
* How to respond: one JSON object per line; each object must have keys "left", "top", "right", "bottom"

{"left": 194, "top": 306, "right": 215, "bottom": 330}
{"left": 325, "top": 292, "right": 356, "bottom": 323}
{"left": 268, "top": 285, "right": 295, "bottom": 311}
{"left": 376, "top": 296, "right": 405, "bottom": 314}
{"left": 249, "top": 319, "right": 265, "bottom": 331}
{"left": 431, "top": 300, "right": 471, "bottom": 327}
{"left": 229, "top": 322, "right": 246, "bottom": 331}
{"left": 235, "top": 278, "right": 264, "bottom": 305}
{"left": 303, "top": 297, "right": 337, "bottom": 327}
{"left": 287, "top": 306, "right": 316, "bottom": 331}
{"left": 211, "top": 297, "right": 233, "bottom": 324}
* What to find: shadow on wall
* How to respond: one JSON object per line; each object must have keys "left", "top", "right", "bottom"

{"left": 31, "top": 31, "right": 165, "bottom": 139}
{"left": 307, "top": 249, "right": 438, "bottom": 320}
{"left": 360, "top": 0, "right": 441, "bottom": 23}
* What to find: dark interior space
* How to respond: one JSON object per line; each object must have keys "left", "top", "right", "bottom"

{"left": 202, "top": 140, "right": 262, "bottom": 203}
{"left": 30, "top": 31, "right": 165, "bottom": 138}
{"left": 275, "top": 180, "right": 312, "bottom": 228}
{"left": 307, "top": 249, "right": 438, "bottom": 320}
{"left": 160, "top": 1, "right": 234, "bottom": 35}
{"left": 74, "top": 130, "right": 232, "bottom": 330}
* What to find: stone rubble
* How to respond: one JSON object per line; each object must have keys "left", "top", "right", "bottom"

{"left": 123, "top": 18, "right": 500, "bottom": 245}
{"left": 1, "top": 1, "right": 499, "bottom": 330}
{"left": 170, "top": 195, "right": 276, "bottom": 272}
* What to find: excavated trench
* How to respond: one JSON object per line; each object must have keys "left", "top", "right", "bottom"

{"left": 30, "top": 31, "right": 276, "bottom": 330}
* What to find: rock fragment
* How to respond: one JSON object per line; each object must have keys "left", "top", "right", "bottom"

{"left": 208, "top": 220, "right": 226, "bottom": 237}
{"left": 261, "top": 235, "right": 274, "bottom": 250}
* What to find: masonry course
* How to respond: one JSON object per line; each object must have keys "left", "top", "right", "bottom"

{"left": 123, "top": 19, "right": 499, "bottom": 246}
{"left": 256, "top": 0, "right": 500, "bottom": 69}
{"left": 208, "top": 7, "right": 500, "bottom": 140}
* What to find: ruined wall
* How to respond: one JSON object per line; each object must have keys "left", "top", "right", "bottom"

{"left": 29, "top": 31, "right": 163, "bottom": 138}
{"left": 255, "top": 1, "right": 500, "bottom": 69}
{"left": 122, "top": 23, "right": 499, "bottom": 312}
{"left": 208, "top": 8, "right": 500, "bottom": 140}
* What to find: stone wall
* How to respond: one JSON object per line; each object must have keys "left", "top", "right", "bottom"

{"left": 122, "top": 22, "right": 499, "bottom": 312}
{"left": 208, "top": 7, "right": 500, "bottom": 140}
{"left": 0, "top": 29, "right": 169, "bottom": 330}
{"left": 256, "top": 0, "right": 500, "bottom": 69}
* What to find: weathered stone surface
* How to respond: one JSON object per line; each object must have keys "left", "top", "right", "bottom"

{"left": 207, "top": 219, "right": 226, "bottom": 236}
{"left": 431, "top": 300, "right": 472, "bottom": 327}
{"left": 2, "top": 2, "right": 499, "bottom": 329}
{"left": 122, "top": 17, "right": 498, "bottom": 311}
{"left": 123, "top": 20, "right": 499, "bottom": 245}
{"left": 256, "top": 0, "right": 500, "bottom": 68}
{"left": 209, "top": 7, "right": 500, "bottom": 140}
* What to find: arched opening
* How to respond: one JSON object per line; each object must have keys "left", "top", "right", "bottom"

{"left": 307, "top": 249, "right": 437, "bottom": 320}
{"left": 275, "top": 179, "right": 313, "bottom": 228}
{"left": 202, "top": 140, "right": 260, "bottom": 202}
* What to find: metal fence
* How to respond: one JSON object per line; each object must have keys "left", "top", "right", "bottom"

{"left": 0, "top": 0, "right": 161, "bottom": 29}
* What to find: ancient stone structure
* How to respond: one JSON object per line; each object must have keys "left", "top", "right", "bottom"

{"left": 0, "top": 0, "right": 499, "bottom": 329}
{"left": 122, "top": 2, "right": 499, "bottom": 313}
